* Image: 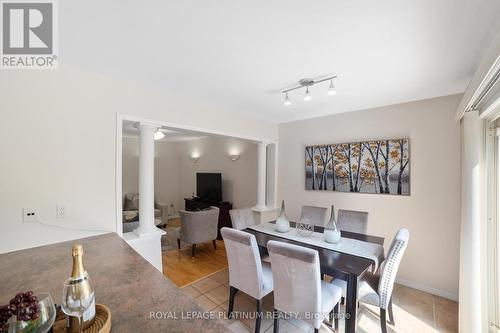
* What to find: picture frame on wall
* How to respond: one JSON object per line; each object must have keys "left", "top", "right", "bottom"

{"left": 305, "top": 138, "right": 410, "bottom": 195}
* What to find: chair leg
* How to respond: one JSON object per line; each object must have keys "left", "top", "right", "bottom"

{"left": 191, "top": 244, "right": 196, "bottom": 258}
{"left": 380, "top": 308, "right": 387, "bottom": 333}
{"left": 213, "top": 239, "right": 217, "bottom": 250}
{"left": 177, "top": 238, "right": 180, "bottom": 250}
{"left": 228, "top": 286, "right": 237, "bottom": 319}
{"left": 273, "top": 308, "right": 279, "bottom": 333}
{"left": 388, "top": 298, "right": 395, "bottom": 325}
{"left": 255, "top": 299, "right": 262, "bottom": 333}
{"left": 333, "top": 302, "right": 339, "bottom": 330}
{"left": 314, "top": 329, "right": 319, "bottom": 333}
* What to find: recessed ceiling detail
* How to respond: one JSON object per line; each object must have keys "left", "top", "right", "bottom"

{"left": 281, "top": 74, "right": 337, "bottom": 106}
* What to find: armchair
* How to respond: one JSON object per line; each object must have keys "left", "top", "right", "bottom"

{"left": 178, "top": 207, "right": 220, "bottom": 257}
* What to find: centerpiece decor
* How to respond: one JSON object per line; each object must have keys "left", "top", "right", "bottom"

{"left": 296, "top": 218, "right": 314, "bottom": 237}
{"left": 275, "top": 200, "right": 290, "bottom": 233}
{"left": 324, "top": 205, "right": 341, "bottom": 244}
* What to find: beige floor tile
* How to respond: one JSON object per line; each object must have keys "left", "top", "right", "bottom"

{"left": 435, "top": 309, "right": 458, "bottom": 333}
{"left": 194, "top": 294, "right": 219, "bottom": 311}
{"left": 228, "top": 320, "right": 252, "bottom": 333}
{"left": 434, "top": 296, "right": 458, "bottom": 315}
{"left": 191, "top": 277, "right": 221, "bottom": 293}
{"left": 181, "top": 285, "right": 201, "bottom": 299}
{"left": 186, "top": 266, "right": 459, "bottom": 333}
{"left": 211, "top": 268, "right": 230, "bottom": 284}
{"left": 214, "top": 305, "right": 238, "bottom": 327}
{"left": 205, "top": 284, "right": 230, "bottom": 305}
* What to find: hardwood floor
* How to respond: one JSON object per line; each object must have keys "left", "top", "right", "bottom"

{"left": 181, "top": 269, "right": 459, "bottom": 333}
{"left": 162, "top": 239, "right": 228, "bottom": 287}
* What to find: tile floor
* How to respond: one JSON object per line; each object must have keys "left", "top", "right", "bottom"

{"left": 181, "top": 269, "right": 458, "bottom": 333}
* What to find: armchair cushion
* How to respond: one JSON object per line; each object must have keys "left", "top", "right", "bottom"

{"left": 124, "top": 193, "right": 139, "bottom": 210}
{"left": 179, "top": 207, "right": 220, "bottom": 245}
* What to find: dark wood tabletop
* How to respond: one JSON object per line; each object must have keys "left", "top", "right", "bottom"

{"left": 244, "top": 221, "right": 385, "bottom": 333}
{"left": 0, "top": 233, "right": 231, "bottom": 333}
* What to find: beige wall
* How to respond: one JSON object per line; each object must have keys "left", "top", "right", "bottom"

{"left": 278, "top": 94, "right": 462, "bottom": 299}
{"left": 0, "top": 65, "right": 277, "bottom": 253}
{"left": 176, "top": 136, "right": 258, "bottom": 209}
{"left": 122, "top": 136, "right": 258, "bottom": 217}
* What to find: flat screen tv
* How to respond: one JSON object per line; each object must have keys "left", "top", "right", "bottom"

{"left": 196, "top": 173, "right": 222, "bottom": 202}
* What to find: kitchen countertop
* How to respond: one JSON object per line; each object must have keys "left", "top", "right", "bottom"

{"left": 0, "top": 233, "right": 231, "bottom": 332}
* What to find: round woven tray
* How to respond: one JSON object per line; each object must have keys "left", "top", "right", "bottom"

{"left": 53, "top": 304, "right": 111, "bottom": 333}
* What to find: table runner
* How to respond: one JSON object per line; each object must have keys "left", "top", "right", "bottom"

{"left": 248, "top": 222, "right": 385, "bottom": 269}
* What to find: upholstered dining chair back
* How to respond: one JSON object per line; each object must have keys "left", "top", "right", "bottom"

{"left": 377, "top": 228, "right": 409, "bottom": 310}
{"left": 179, "top": 207, "right": 219, "bottom": 245}
{"left": 267, "top": 240, "right": 323, "bottom": 329}
{"left": 337, "top": 209, "right": 369, "bottom": 234}
{"left": 221, "top": 227, "right": 267, "bottom": 300}
{"left": 229, "top": 208, "right": 255, "bottom": 230}
{"left": 300, "top": 205, "right": 328, "bottom": 227}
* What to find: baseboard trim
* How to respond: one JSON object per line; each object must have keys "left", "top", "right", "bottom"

{"left": 396, "top": 277, "right": 458, "bottom": 302}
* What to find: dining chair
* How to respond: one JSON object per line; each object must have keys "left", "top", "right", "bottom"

{"left": 229, "top": 208, "right": 256, "bottom": 230}
{"left": 300, "top": 205, "right": 328, "bottom": 227}
{"left": 331, "top": 228, "right": 410, "bottom": 333}
{"left": 337, "top": 209, "right": 369, "bottom": 234}
{"left": 220, "top": 227, "right": 273, "bottom": 333}
{"left": 267, "top": 240, "right": 342, "bottom": 333}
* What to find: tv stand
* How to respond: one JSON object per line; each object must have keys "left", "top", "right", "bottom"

{"left": 184, "top": 197, "right": 233, "bottom": 240}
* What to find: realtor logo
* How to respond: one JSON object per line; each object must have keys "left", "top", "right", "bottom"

{"left": 1, "top": 0, "right": 57, "bottom": 69}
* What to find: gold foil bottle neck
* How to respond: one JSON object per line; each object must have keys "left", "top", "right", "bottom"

{"left": 71, "top": 244, "right": 85, "bottom": 279}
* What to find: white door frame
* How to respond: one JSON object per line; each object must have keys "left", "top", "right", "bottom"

{"left": 115, "top": 113, "right": 278, "bottom": 236}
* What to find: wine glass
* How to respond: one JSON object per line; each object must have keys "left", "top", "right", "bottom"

{"left": 61, "top": 277, "right": 94, "bottom": 333}
{"left": 8, "top": 293, "right": 56, "bottom": 333}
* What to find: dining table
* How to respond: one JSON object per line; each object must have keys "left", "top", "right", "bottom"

{"left": 244, "top": 221, "right": 385, "bottom": 333}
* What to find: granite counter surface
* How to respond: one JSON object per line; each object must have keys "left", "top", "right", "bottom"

{"left": 0, "top": 233, "right": 231, "bottom": 332}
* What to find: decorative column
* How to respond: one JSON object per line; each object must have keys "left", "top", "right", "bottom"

{"left": 255, "top": 141, "right": 268, "bottom": 210}
{"left": 134, "top": 122, "right": 159, "bottom": 236}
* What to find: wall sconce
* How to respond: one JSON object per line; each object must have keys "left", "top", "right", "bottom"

{"left": 191, "top": 152, "right": 200, "bottom": 164}
{"left": 228, "top": 154, "right": 240, "bottom": 162}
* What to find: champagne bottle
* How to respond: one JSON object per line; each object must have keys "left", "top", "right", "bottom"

{"left": 67, "top": 245, "right": 96, "bottom": 332}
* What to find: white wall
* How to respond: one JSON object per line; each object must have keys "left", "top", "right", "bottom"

{"left": 176, "top": 136, "right": 258, "bottom": 209}
{"left": 0, "top": 65, "right": 277, "bottom": 253}
{"left": 278, "top": 94, "right": 462, "bottom": 299}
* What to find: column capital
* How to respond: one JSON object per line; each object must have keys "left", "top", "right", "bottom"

{"left": 257, "top": 141, "right": 269, "bottom": 147}
{"left": 133, "top": 122, "right": 160, "bottom": 130}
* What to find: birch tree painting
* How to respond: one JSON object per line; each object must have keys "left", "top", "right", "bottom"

{"left": 305, "top": 139, "right": 410, "bottom": 195}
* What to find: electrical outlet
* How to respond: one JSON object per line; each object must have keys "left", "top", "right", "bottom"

{"left": 56, "top": 205, "right": 65, "bottom": 218}
{"left": 23, "top": 208, "right": 38, "bottom": 222}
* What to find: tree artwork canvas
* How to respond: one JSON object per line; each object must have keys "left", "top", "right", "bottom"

{"left": 305, "top": 139, "right": 410, "bottom": 195}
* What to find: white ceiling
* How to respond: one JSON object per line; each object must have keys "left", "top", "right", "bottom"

{"left": 61, "top": 1, "right": 500, "bottom": 123}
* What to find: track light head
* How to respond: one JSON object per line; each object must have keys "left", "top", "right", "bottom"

{"left": 327, "top": 80, "right": 337, "bottom": 96}
{"left": 304, "top": 87, "right": 312, "bottom": 101}
{"left": 284, "top": 92, "right": 292, "bottom": 106}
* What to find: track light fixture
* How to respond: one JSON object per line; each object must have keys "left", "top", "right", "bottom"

{"left": 281, "top": 74, "right": 337, "bottom": 105}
